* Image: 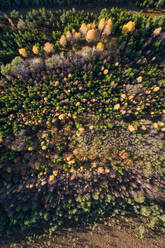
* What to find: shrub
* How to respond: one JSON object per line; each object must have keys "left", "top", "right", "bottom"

{"left": 18, "top": 48, "right": 27, "bottom": 57}
{"left": 86, "top": 29, "right": 96, "bottom": 43}
{"left": 98, "top": 18, "right": 106, "bottom": 32}
{"left": 1, "top": 56, "right": 26, "bottom": 76}
{"left": 17, "top": 19, "right": 26, "bottom": 30}
{"left": 1, "top": 63, "right": 12, "bottom": 76}
{"left": 44, "top": 42, "right": 54, "bottom": 54}
{"left": 66, "top": 31, "right": 72, "bottom": 41}
{"left": 153, "top": 27, "right": 162, "bottom": 37}
{"left": 59, "top": 35, "right": 67, "bottom": 47}
{"left": 32, "top": 45, "right": 39, "bottom": 55}
{"left": 11, "top": 56, "right": 24, "bottom": 67}
{"left": 80, "top": 23, "right": 88, "bottom": 36}
{"left": 45, "top": 53, "right": 65, "bottom": 69}
{"left": 102, "top": 19, "right": 113, "bottom": 37}
{"left": 11, "top": 56, "right": 28, "bottom": 75}
{"left": 74, "top": 32, "right": 81, "bottom": 41}
{"left": 96, "top": 42, "right": 104, "bottom": 52}
{"left": 122, "top": 21, "right": 135, "bottom": 35}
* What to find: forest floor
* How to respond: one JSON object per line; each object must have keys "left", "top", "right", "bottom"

{"left": 1, "top": 215, "right": 165, "bottom": 248}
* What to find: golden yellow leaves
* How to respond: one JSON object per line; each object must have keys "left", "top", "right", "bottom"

{"left": 98, "top": 18, "right": 106, "bottom": 32}
{"left": 76, "top": 102, "right": 80, "bottom": 107}
{"left": 97, "top": 167, "right": 104, "bottom": 174}
{"left": 102, "top": 19, "right": 112, "bottom": 37}
{"left": 98, "top": 18, "right": 113, "bottom": 36}
{"left": 53, "top": 170, "right": 58, "bottom": 177}
{"left": 153, "top": 87, "right": 160, "bottom": 92}
{"left": 68, "top": 73, "right": 72, "bottom": 78}
{"left": 44, "top": 42, "right": 54, "bottom": 53}
{"left": 65, "top": 153, "right": 73, "bottom": 162}
{"left": 158, "top": 121, "right": 164, "bottom": 127}
{"left": 59, "top": 18, "right": 113, "bottom": 51}
{"left": 86, "top": 29, "right": 96, "bottom": 43}
{"left": 87, "top": 23, "right": 96, "bottom": 30}
{"left": 96, "top": 42, "right": 104, "bottom": 52}
{"left": 54, "top": 81, "right": 59, "bottom": 87}
{"left": 122, "top": 21, "right": 135, "bottom": 35}
{"left": 153, "top": 27, "right": 162, "bottom": 37}
{"left": 120, "top": 94, "right": 126, "bottom": 100}
{"left": 18, "top": 48, "right": 27, "bottom": 57}
{"left": 41, "top": 145, "right": 47, "bottom": 150}
{"left": 58, "top": 114, "right": 65, "bottom": 120}
{"left": 26, "top": 184, "right": 34, "bottom": 189}
{"left": 152, "top": 122, "right": 158, "bottom": 129}
{"left": 41, "top": 180, "right": 47, "bottom": 186}
{"left": 32, "top": 45, "right": 39, "bottom": 55}
{"left": 153, "top": 121, "right": 165, "bottom": 129}
{"left": 27, "top": 147, "right": 33, "bottom": 151}
{"left": 49, "top": 170, "right": 58, "bottom": 182}
{"left": 67, "top": 159, "right": 76, "bottom": 165}
{"left": 105, "top": 168, "right": 110, "bottom": 174}
{"left": 128, "top": 95, "right": 134, "bottom": 100}
{"left": 78, "top": 127, "right": 85, "bottom": 133}
{"left": 128, "top": 124, "right": 138, "bottom": 132}
{"left": 103, "top": 69, "right": 109, "bottom": 75}
{"left": 41, "top": 131, "right": 48, "bottom": 139}
{"left": 63, "top": 153, "right": 75, "bottom": 166}
{"left": 80, "top": 23, "right": 88, "bottom": 36}
{"left": 136, "top": 76, "right": 143, "bottom": 83}
{"left": 49, "top": 174, "right": 55, "bottom": 182}
{"left": 59, "top": 35, "right": 67, "bottom": 47}
{"left": 120, "top": 109, "right": 126, "bottom": 115}
{"left": 114, "top": 104, "right": 120, "bottom": 110}
{"left": 8, "top": 18, "right": 15, "bottom": 29}
{"left": 74, "top": 32, "right": 81, "bottom": 41}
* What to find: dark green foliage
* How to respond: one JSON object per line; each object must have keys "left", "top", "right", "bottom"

{"left": 0, "top": 0, "right": 125, "bottom": 10}
{"left": 136, "top": 0, "right": 165, "bottom": 8}
{"left": 0, "top": 0, "right": 164, "bottom": 10}
{"left": 0, "top": 31, "right": 18, "bottom": 66}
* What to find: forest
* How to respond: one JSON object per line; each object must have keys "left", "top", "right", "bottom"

{"left": 0, "top": 0, "right": 165, "bottom": 247}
